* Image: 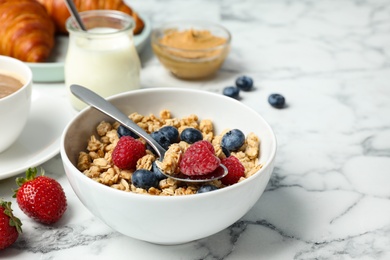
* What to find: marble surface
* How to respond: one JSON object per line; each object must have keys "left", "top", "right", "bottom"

{"left": 1, "top": 0, "right": 390, "bottom": 259}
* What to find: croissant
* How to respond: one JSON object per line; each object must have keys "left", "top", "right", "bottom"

{"left": 36, "top": 0, "right": 145, "bottom": 35}
{"left": 0, "top": 0, "right": 55, "bottom": 62}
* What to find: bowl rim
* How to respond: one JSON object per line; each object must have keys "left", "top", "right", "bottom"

{"left": 61, "top": 87, "right": 277, "bottom": 201}
{"left": 151, "top": 20, "right": 232, "bottom": 54}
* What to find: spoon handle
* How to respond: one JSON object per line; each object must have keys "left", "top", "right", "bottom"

{"left": 70, "top": 84, "right": 166, "bottom": 159}
{"left": 64, "top": 0, "right": 87, "bottom": 31}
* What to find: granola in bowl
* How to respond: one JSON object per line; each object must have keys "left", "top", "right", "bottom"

{"left": 77, "top": 109, "right": 263, "bottom": 196}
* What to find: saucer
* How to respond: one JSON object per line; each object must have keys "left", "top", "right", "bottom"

{"left": 0, "top": 90, "right": 74, "bottom": 180}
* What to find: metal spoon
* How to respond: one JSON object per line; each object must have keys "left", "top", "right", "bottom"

{"left": 64, "top": 0, "right": 87, "bottom": 31}
{"left": 70, "top": 84, "right": 228, "bottom": 182}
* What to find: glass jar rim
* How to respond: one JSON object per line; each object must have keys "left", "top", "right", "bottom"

{"left": 66, "top": 10, "right": 135, "bottom": 36}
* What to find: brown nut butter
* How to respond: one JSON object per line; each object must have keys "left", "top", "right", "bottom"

{"left": 152, "top": 29, "right": 230, "bottom": 79}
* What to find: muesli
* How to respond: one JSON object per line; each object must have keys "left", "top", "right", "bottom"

{"left": 77, "top": 110, "right": 263, "bottom": 196}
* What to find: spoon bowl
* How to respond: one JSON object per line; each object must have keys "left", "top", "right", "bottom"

{"left": 70, "top": 84, "right": 227, "bottom": 182}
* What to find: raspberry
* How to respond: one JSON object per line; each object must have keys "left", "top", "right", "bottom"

{"left": 180, "top": 140, "right": 220, "bottom": 176}
{"left": 199, "top": 139, "right": 215, "bottom": 153}
{"left": 220, "top": 156, "right": 245, "bottom": 185}
{"left": 112, "top": 136, "right": 146, "bottom": 169}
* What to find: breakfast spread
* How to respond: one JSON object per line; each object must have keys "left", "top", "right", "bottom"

{"left": 0, "top": 0, "right": 144, "bottom": 62}
{"left": 152, "top": 26, "right": 230, "bottom": 79}
{"left": 0, "top": 73, "right": 23, "bottom": 98}
{"left": 0, "top": 0, "right": 283, "bottom": 249}
{"left": 77, "top": 110, "right": 263, "bottom": 195}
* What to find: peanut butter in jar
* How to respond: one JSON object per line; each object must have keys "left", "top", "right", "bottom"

{"left": 152, "top": 22, "right": 231, "bottom": 80}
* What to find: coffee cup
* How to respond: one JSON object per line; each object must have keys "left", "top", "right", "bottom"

{"left": 0, "top": 55, "right": 33, "bottom": 153}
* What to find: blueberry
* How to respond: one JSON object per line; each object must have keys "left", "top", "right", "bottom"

{"left": 180, "top": 128, "right": 203, "bottom": 144}
{"left": 223, "top": 86, "right": 240, "bottom": 99}
{"left": 221, "top": 129, "right": 245, "bottom": 151}
{"left": 152, "top": 161, "right": 168, "bottom": 181}
{"left": 197, "top": 184, "right": 219, "bottom": 194}
{"left": 235, "top": 76, "right": 253, "bottom": 91}
{"left": 117, "top": 125, "right": 138, "bottom": 139}
{"left": 132, "top": 169, "right": 159, "bottom": 190}
{"left": 268, "top": 93, "right": 285, "bottom": 108}
{"left": 151, "top": 130, "right": 171, "bottom": 150}
{"left": 159, "top": 126, "right": 179, "bottom": 143}
{"left": 222, "top": 146, "right": 231, "bottom": 157}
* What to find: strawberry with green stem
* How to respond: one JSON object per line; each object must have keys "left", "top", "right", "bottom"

{"left": 14, "top": 168, "right": 67, "bottom": 224}
{"left": 0, "top": 199, "right": 22, "bottom": 250}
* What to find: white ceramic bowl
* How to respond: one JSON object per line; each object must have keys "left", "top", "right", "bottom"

{"left": 60, "top": 88, "right": 276, "bottom": 244}
{"left": 0, "top": 55, "right": 32, "bottom": 153}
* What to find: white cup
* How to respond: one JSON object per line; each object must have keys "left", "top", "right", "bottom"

{"left": 0, "top": 55, "right": 33, "bottom": 153}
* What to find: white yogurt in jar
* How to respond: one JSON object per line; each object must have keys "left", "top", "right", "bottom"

{"left": 65, "top": 27, "right": 141, "bottom": 111}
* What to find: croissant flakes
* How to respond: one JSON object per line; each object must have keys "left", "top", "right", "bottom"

{"left": 0, "top": 0, "right": 55, "bottom": 62}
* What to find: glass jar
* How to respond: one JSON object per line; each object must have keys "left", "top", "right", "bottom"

{"left": 65, "top": 10, "right": 141, "bottom": 111}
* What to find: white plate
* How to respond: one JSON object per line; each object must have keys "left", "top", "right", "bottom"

{"left": 0, "top": 90, "right": 74, "bottom": 180}
{"left": 26, "top": 15, "right": 151, "bottom": 83}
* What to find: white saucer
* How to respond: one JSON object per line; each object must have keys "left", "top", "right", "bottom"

{"left": 0, "top": 90, "right": 74, "bottom": 180}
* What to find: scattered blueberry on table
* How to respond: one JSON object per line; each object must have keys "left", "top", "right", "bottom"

{"left": 223, "top": 76, "right": 287, "bottom": 109}
{"left": 235, "top": 75, "right": 253, "bottom": 91}
{"left": 223, "top": 86, "right": 240, "bottom": 99}
{"left": 223, "top": 75, "right": 254, "bottom": 99}
{"left": 268, "top": 93, "right": 286, "bottom": 108}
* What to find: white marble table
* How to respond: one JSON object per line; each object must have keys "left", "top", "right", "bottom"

{"left": 1, "top": 0, "right": 390, "bottom": 259}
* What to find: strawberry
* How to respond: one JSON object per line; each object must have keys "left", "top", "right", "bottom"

{"left": 220, "top": 156, "right": 245, "bottom": 185}
{"left": 14, "top": 168, "right": 67, "bottom": 225}
{"left": 0, "top": 199, "right": 22, "bottom": 250}
{"left": 112, "top": 136, "right": 146, "bottom": 169}
{"left": 180, "top": 140, "right": 221, "bottom": 176}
